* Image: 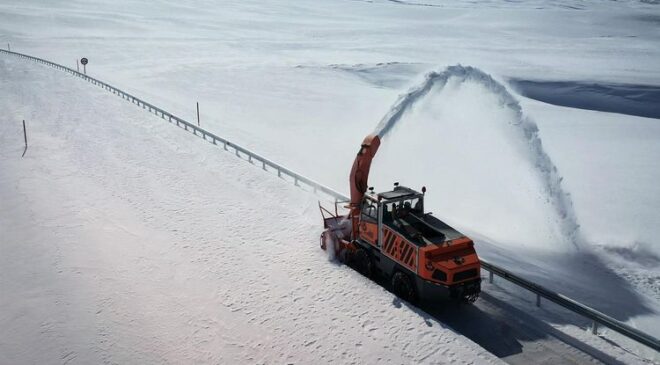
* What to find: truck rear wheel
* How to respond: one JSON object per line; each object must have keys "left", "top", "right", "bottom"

{"left": 349, "top": 248, "right": 373, "bottom": 278}
{"left": 392, "top": 271, "right": 417, "bottom": 303}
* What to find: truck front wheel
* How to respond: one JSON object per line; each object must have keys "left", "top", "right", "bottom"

{"left": 349, "top": 248, "right": 373, "bottom": 278}
{"left": 392, "top": 271, "right": 417, "bottom": 303}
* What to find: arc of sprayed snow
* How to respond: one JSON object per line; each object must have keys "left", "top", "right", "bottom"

{"left": 374, "top": 65, "right": 522, "bottom": 137}
{"left": 374, "top": 65, "right": 581, "bottom": 248}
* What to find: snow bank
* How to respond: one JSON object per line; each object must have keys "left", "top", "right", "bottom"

{"left": 372, "top": 66, "right": 581, "bottom": 251}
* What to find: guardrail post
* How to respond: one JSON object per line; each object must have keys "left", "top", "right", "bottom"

{"left": 248, "top": 155, "right": 252, "bottom": 163}
{"left": 277, "top": 168, "right": 281, "bottom": 177}
{"left": 591, "top": 321, "right": 598, "bottom": 335}
{"left": 536, "top": 294, "right": 541, "bottom": 307}
{"left": 489, "top": 271, "right": 494, "bottom": 284}
{"left": 294, "top": 177, "right": 299, "bottom": 186}
{"left": 262, "top": 161, "right": 266, "bottom": 170}
{"left": 223, "top": 141, "right": 227, "bottom": 151}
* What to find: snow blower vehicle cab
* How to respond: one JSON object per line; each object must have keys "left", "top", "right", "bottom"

{"left": 319, "top": 134, "right": 481, "bottom": 303}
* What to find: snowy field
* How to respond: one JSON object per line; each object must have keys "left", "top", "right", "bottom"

{"left": 1, "top": 0, "right": 660, "bottom": 363}
{"left": 0, "top": 58, "right": 504, "bottom": 364}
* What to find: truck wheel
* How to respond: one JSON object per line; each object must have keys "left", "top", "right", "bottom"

{"left": 392, "top": 271, "right": 417, "bottom": 303}
{"left": 350, "top": 248, "right": 373, "bottom": 278}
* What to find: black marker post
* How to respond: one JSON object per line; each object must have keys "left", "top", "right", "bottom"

{"left": 80, "top": 57, "right": 88, "bottom": 74}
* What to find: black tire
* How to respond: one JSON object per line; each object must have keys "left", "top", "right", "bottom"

{"left": 462, "top": 293, "right": 479, "bottom": 304}
{"left": 350, "top": 248, "right": 373, "bottom": 278}
{"left": 392, "top": 271, "right": 417, "bottom": 303}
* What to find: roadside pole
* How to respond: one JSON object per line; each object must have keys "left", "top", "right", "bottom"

{"left": 81, "top": 57, "right": 88, "bottom": 74}
{"left": 22, "top": 120, "right": 28, "bottom": 157}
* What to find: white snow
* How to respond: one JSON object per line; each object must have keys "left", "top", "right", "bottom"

{"left": 371, "top": 66, "right": 581, "bottom": 251}
{"left": 1, "top": 0, "right": 660, "bottom": 363}
{"left": 0, "top": 58, "right": 501, "bottom": 364}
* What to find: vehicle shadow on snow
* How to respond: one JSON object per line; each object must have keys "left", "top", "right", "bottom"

{"left": 360, "top": 247, "right": 651, "bottom": 361}
{"left": 477, "top": 242, "right": 657, "bottom": 324}
{"left": 427, "top": 293, "right": 627, "bottom": 364}
{"left": 381, "top": 278, "right": 629, "bottom": 363}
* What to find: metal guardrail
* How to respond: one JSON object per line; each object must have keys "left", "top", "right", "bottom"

{"left": 3, "top": 48, "right": 658, "bottom": 354}
{"left": 0, "top": 49, "right": 345, "bottom": 203}
{"left": 481, "top": 261, "right": 660, "bottom": 352}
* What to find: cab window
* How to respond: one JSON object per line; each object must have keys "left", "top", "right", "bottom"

{"left": 361, "top": 198, "right": 377, "bottom": 222}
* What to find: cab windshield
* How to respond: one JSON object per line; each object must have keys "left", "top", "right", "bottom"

{"left": 383, "top": 197, "right": 422, "bottom": 223}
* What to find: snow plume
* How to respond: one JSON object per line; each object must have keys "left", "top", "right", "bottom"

{"left": 323, "top": 218, "right": 352, "bottom": 261}
{"left": 323, "top": 230, "right": 337, "bottom": 261}
{"left": 372, "top": 65, "right": 581, "bottom": 250}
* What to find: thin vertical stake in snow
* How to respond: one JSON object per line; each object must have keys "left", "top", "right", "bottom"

{"left": 196, "top": 102, "right": 200, "bottom": 126}
{"left": 22, "top": 120, "right": 28, "bottom": 157}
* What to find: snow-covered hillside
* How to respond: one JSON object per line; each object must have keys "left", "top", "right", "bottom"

{"left": 1, "top": 0, "right": 659, "bottom": 363}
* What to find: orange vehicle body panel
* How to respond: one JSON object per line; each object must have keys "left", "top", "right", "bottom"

{"left": 349, "top": 135, "right": 381, "bottom": 237}
{"left": 381, "top": 226, "right": 418, "bottom": 273}
{"left": 418, "top": 238, "right": 480, "bottom": 284}
{"left": 359, "top": 221, "right": 379, "bottom": 246}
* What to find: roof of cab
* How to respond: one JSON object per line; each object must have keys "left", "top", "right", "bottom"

{"left": 378, "top": 186, "right": 421, "bottom": 201}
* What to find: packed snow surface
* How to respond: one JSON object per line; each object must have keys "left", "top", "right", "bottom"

{"left": 1, "top": 0, "right": 660, "bottom": 362}
{"left": 0, "top": 58, "right": 501, "bottom": 364}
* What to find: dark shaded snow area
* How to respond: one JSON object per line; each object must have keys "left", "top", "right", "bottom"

{"left": 509, "top": 79, "right": 660, "bottom": 119}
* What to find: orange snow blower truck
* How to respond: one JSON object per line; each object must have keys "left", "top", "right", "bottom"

{"left": 320, "top": 134, "right": 481, "bottom": 302}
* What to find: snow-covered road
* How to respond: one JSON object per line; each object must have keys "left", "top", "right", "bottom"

{"left": 0, "top": 56, "right": 505, "bottom": 364}
{"left": 2, "top": 0, "right": 659, "bottom": 362}
{"left": 1, "top": 55, "right": 654, "bottom": 364}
